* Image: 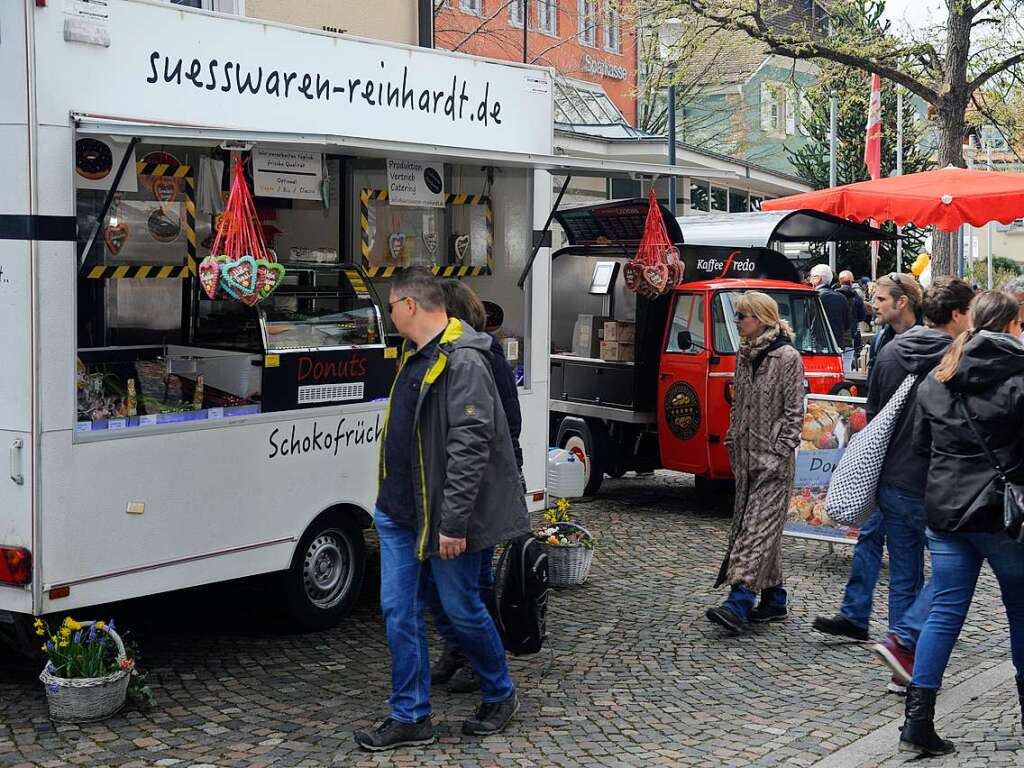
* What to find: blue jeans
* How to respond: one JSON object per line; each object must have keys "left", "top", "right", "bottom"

{"left": 427, "top": 545, "right": 497, "bottom": 649}
{"left": 890, "top": 578, "right": 935, "bottom": 649}
{"left": 375, "top": 510, "right": 513, "bottom": 722}
{"left": 838, "top": 484, "right": 926, "bottom": 630}
{"left": 913, "top": 530, "right": 1024, "bottom": 689}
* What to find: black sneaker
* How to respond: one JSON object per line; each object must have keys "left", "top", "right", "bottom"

{"left": 705, "top": 605, "right": 745, "bottom": 633}
{"left": 354, "top": 716, "right": 435, "bottom": 751}
{"left": 811, "top": 614, "right": 869, "bottom": 641}
{"left": 749, "top": 603, "right": 788, "bottom": 623}
{"left": 431, "top": 646, "right": 464, "bottom": 686}
{"left": 462, "top": 691, "right": 519, "bottom": 736}
{"left": 449, "top": 665, "right": 480, "bottom": 694}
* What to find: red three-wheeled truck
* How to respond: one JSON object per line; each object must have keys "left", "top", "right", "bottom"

{"left": 547, "top": 199, "right": 893, "bottom": 498}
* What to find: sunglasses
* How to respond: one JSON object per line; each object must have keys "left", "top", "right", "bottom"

{"left": 387, "top": 296, "right": 412, "bottom": 316}
{"left": 887, "top": 272, "right": 904, "bottom": 287}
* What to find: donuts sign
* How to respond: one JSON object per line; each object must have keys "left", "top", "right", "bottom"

{"left": 74, "top": 138, "right": 137, "bottom": 192}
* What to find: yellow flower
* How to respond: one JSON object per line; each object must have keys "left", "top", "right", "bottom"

{"left": 58, "top": 640, "right": 69, "bottom": 648}
{"left": 59, "top": 627, "right": 71, "bottom": 638}
{"left": 65, "top": 619, "right": 82, "bottom": 632}
{"left": 94, "top": 621, "right": 106, "bottom": 631}
{"left": 33, "top": 618, "right": 44, "bottom": 629}
{"left": 35, "top": 628, "right": 44, "bottom": 636}
{"left": 50, "top": 635, "right": 58, "bottom": 643}
{"left": 556, "top": 498, "right": 570, "bottom": 514}
{"left": 41, "top": 644, "right": 47, "bottom": 653}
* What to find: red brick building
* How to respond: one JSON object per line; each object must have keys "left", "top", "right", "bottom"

{"left": 435, "top": 1, "right": 637, "bottom": 125}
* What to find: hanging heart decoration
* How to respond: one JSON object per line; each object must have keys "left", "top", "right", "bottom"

{"left": 643, "top": 263, "right": 670, "bottom": 294}
{"left": 454, "top": 234, "right": 470, "bottom": 263}
{"left": 104, "top": 222, "right": 129, "bottom": 256}
{"left": 388, "top": 232, "right": 406, "bottom": 263}
{"left": 624, "top": 191, "right": 679, "bottom": 299}
{"left": 153, "top": 177, "right": 180, "bottom": 213}
{"left": 220, "top": 255, "right": 258, "bottom": 300}
{"left": 198, "top": 255, "right": 225, "bottom": 299}
{"left": 422, "top": 231, "right": 438, "bottom": 256}
{"left": 240, "top": 260, "right": 286, "bottom": 306}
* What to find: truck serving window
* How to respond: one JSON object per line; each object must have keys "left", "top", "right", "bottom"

{"left": 665, "top": 294, "right": 705, "bottom": 354}
{"left": 713, "top": 291, "right": 838, "bottom": 355}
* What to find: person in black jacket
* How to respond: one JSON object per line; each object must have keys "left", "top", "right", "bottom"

{"left": 809, "top": 264, "right": 854, "bottom": 368}
{"left": 430, "top": 280, "right": 523, "bottom": 694}
{"left": 813, "top": 280, "right": 970, "bottom": 661}
{"left": 837, "top": 271, "right": 867, "bottom": 369}
{"left": 867, "top": 273, "right": 923, "bottom": 373}
{"left": 898, "top": 290, "right": 1024, "bottom": 756}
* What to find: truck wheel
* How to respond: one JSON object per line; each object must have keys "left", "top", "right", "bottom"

{"left": 282, "top": 518, "right": 366, "bottom": 631}
{"left": 556, "top": 419, "right": 605, "bottom": 496}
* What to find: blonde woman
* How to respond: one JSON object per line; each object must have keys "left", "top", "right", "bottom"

{"left": 707, "top": 291, "right": 805, "bottom": 633}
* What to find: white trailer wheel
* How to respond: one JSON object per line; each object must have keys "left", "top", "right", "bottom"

{"left": 283, "top": 520, "right": 366, "bottom": 630}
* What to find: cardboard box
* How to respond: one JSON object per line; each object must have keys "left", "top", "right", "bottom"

{"left": 603, "top": 321, "right": 635, "bottom": 343}
{"left": 572, "top": 314, "right": 611, "bottom": 358}
{"left": 600, "top": 341, "right": 635, "bottom": 362}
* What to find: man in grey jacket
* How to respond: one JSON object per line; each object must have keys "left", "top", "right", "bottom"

{"left": 355, "top": 268, "right": 527, "bottom": 752}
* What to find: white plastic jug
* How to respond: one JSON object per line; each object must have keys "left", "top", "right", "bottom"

{"left": 546, "top": 447, "right": 586, "bottom": 499}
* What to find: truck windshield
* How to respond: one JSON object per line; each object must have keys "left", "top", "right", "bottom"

{"left": 713, "top": 290, "right": 838, "bottom": 355}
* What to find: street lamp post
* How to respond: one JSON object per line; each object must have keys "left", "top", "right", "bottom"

{"left": 660, "top": 19, "right": 682, "bottom": 217}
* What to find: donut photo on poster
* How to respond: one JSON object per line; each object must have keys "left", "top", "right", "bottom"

{"left": 74, "top": 136, "right": 138, "bottom": 192}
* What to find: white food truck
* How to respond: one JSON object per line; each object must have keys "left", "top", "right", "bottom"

{"left": 0, "top": 0, "right": 694, "bottom": 654}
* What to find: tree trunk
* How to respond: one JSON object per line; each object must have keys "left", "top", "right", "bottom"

{"left": 930, "top": 2, "right": 972, "bottom": 277}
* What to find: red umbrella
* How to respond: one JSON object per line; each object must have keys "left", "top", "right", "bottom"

{"left": 762, "top": 167, "right": 1024, "bottom": 231}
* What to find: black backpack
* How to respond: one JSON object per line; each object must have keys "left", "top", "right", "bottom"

{"left": 494, "top": 535, "right": 549, "bottom": 656}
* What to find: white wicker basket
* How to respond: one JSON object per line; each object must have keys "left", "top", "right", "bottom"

{"left": 541, "top": 522, "right": 594, "bottom": 587}
{"left": 39, "top": 621, "right": 132, "bottom": 723}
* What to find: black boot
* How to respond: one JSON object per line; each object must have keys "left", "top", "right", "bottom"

{"left": 899, "top": 685, "right": 954, "bottom": 756}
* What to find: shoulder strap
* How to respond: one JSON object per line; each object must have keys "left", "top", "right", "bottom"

{"left": 955, "top": 394, "right": 1009, "bottom": 481}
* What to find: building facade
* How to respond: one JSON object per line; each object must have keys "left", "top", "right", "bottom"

{"left": 435, "top": 0, "right": 637, "bottom": 125}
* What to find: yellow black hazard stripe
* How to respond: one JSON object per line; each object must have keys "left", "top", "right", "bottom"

{"left": 84, "top": 264, "right": 191, "bottom": 279}
{"left": 359, "top": 188, "right": 494, "bottom": 277}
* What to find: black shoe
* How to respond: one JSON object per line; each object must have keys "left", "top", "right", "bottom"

{"left": 705, "top": 605, "right": 745, "bottom": 633}
{"left": 899, "top": 686, "right": 954, "bottom": 756}
{"left": 811, "top": 614, "right": 869, "bottom": 641}
{"left": 448, "top": 664, "right": 480, "bottom": 694}
{"left": 430, "top": 646, "right": 464, "bottom": 686}
{"left": 749, "top": 603, "right": 788, "bottom": 623}
{"left": 462, "top": 691, "right": 520, "bottom": 736}
{"left": 354, "top": 716, "right": 435, "bottom": 752}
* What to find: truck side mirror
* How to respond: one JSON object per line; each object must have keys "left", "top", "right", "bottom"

{"left": 677, "top": 330, "right": 692, "bottom": 350}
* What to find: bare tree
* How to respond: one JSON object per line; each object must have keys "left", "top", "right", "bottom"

{"left": 655, "top": 0, "right": 1024, "bottom": 275}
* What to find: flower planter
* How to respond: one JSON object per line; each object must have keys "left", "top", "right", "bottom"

{"left": 539, "top": 522, "right": 594, "bottom": 587}
{"left": 39, "top": 621, "right": 132, "bottom": 723}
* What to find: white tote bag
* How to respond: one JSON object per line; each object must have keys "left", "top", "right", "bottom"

{"left": 825, "top": 374, "right": 918, "bottom": 527}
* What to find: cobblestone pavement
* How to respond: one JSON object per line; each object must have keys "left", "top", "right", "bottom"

{"left": 2, "top": 471, "right": 1021, "bottom": 767}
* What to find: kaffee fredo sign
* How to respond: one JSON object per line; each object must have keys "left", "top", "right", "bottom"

{"left": 33, "top": 0, "right": 553, "bottom": 155}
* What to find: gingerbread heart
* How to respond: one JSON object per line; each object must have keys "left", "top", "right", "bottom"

{"left": 454, "top": 234, "right": 470, "bottom": 262}
{"left": 422, "top": 231, "right": 438, "bottom": 256}
{"left": 239, "top": 260, "right": 286, "bottom": 306}
{"left": 219, "top": 255, "right": 258, "bottom": 300}
{"left": 104, "top": 222, "right": 129, "bottom": 256}
{"left": 623, "top": 260, "right": 642, "bottom": 293}
{"left": 153, "top": 177, "right": 179, "bottom": 212}
{"left": 643, "top": 263, "right": 669, "bottom": 294}
{"left": 388, "top": 232, "right": 406, "bottom": 263}
{"left": 198, "top": 255, "right": 223, "bottom": 299}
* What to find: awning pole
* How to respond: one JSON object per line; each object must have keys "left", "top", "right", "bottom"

{"left": 828, "top": 92, "right": 837, "bottom": 273}
{"left": 517, "top": 174, "right": 572, "bottom": 289}
{"left": 78, "top": 136, "right": 141, "bottom": 269}
{"left": 896, "top": 89, "right": 903, "bottom": 273}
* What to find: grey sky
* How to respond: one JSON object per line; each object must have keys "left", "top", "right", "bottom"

{"left": 880, "top": 0, "right": 945, "bottom": 33}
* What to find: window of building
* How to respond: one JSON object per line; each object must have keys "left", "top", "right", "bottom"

{"left": 665, "top": 294, "right": 706, "bottom": 354}
{"left": 537, "top": 0, "right": 558, "bottom": 34}
{"left": 460, "top": 0, "right": 483, "bottom": 14}
{"left": 711, "top": 186, "right": 728, "bottom": 212}
{"left": 510, "top": 0, "right": 526, "bottom": 27}
{"left": 552, "top": 77, "right": 627, "bottom": 126}
{"left": 603, "top": 1, "right": 621, "bottom": 53}
{"left": 760, "top": 82, "right": 781, "bottom": 133}
{"left": 578, "top": 0, "right": 598, "bottom": 46}
{"left": 729, "top": 189, "right": 749, "bottom": 213}
{"left": 690, "top": 180, "right": 710, "bottom": 212}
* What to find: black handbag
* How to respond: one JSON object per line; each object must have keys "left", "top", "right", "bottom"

{"left": 956, "top": 395, "right": 1024, "bottom": 541}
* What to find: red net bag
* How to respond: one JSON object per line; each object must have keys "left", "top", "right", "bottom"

{"left": 198, "top": 157, "right": 285, "bottom": 306}
{"left": 623, "top": 190, "right": 683, "bottom": 299}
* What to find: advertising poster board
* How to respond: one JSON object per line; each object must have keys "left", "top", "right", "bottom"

{"left": 785, "top": 394, "right": 869, "bottom": 544}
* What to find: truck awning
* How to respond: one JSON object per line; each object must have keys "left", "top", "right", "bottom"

{"left": 553, "top": 198, "right": 683, "bottom": 244}
{"left": 73, "top": 113, "right": 736, "bottom": 179}
{"left": 676, "top": 209, "right": 898, "bottom": 248}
